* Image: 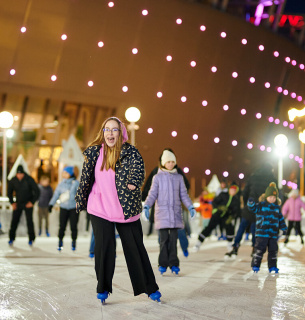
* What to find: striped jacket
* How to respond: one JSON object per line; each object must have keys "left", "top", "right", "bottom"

{"left": 247, "top": 200, "right": 287, "bottom": 238}
{"left": 75, "top": 143, "right": 145, "bottom": 220}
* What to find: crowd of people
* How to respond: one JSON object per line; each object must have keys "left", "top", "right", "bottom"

{"left": 4, "top": 116, "right": 305, "bottom": 305}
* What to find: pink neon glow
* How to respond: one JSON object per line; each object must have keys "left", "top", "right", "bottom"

{"left": 202, "top": 100, "right": 208, "bottom": 107}
{"left": 297, "top": 96, "right": 303, "bottom": 102}
{"left": 214, "top": 137, "right": 220, "bottom": 143}
{"left": 289, "top": 154, "right": 294, "bottom": 159}
{"left": 10, "top": 69, "right": 16, "bottom": 75}
{"left": 171, "top": 131, "right": 177, "bottom": 137}
{"left": 88, "top": 81, "right": 94, "bottom": 87}
{"left": 274, "top": 119, "right": 280, "bottom": 124}
{"left": 283, "top": 121, "right": 288, "bottom": 127}
{"left": 299, "top": 64, "right": 305, "bottom": 70}
{"left": 256, "top": 113, "right": 262, "bottom": 119}
{"left": 300, "top": 164, "right": 304, "bottom": 169}
{"left": 190, "top": 61, "right": 196, "bottom": 67}
{"left": 239, "top": 173, "right": 244, "bottom": 179}
{"left": 282, "top": 180, "right": 287, "bottom": 185}
{"left": 200, "top": 25, "right": 206, "bottom": 31}
{"left": 285, "top": 57, "right": 291, "bottom": 63}
{"left": 108, "top": 2, "right": 114, "bottom": 7}
{"left": 223, "top": 105, "right": 229, "bottom": 111}
{"left": 273, "top": 51, "right": 279, "bottom": 57}
{"left": 21, "top": 27, "right": 26, "bottom": 33}
{"left": 147, "top": 128, "right": 153, "bottom": 134}
{"left": 241, "top": 39, "right": 247, "bottom": 45}
{"left": 232, "top": 72, "right": 238, "bottom": 78}
{"left": 291, "top": 92, "right": 296, "bottom": 98}
{"left": 193, "top": 134, "right": 199, "bottom": 140}
{"left": 211, "top": 66, "right": 217, "bottom": 72}
{"left": 254, "top": 4, "right": 264, "bottom": 26}
{"left": 61, "top": 34, "right": 67, "bottom": 40}
{"left": 223, "top": 171, "right": 229, "bottom": 177}
{"left": 295, "top": 156, "right": 300, "bottom": 161}
{"left": 205, "top": 169, "right": 211, "bottom": 175}
{"left": 181, "top": 96, "right": 187, "bottom": 102}
{"left": 232, "top": 140, "right": 238, "bottom": 146}
{"left": 260, "top": 145, "right": 265, "bottom": 151}
{"left": 220, "top": 32, "right": 227, "bottom": 38}
{"left": 277, "top": 87, "right": 283, "bottom": 93}
{"left": 291, "top": 60, "right": 297, "bottom": 66}
{"left": 265, "top": 82, "right": 270, "bottom": 88}
{"left": 249, "top": 77, "right": 255, "bottom": 83}
{"left": 132, "top": 48, "right": 138, "bottom": 54}
{"left": 122, "top": 86, "right": 128, "bottom": 92}
{"left": 268, "top": 117, "right": 274, "bottom": 122}
{"left": 299, "top": 158, "right": 303, "bottom": 163}
{"left": 166, "top": 55, "right": 172, "bottom": 61}
{"left": 51, "top": 75, "right": 57, "bottom": 81}
{"left": 183, "top": 167, "right": 189, "bottom": 173}
{"left": 266, "top": 147, "right": 272, "bottom": 152}
{"left": 247, "top": 143, "right": 253, "bottom": 149}
{"left": 258, "top": 45, "right": 264, "bottom": 51}
{"left": 176, "top": 18, "right": 182, "bottom": 24}
{"left": 157, "top": 92, "right": 163, "bottom": 98}
{"left": 283, "top": 89, "right": 288, "bottom": 95}
{"left": 98, "top": 41, "right": 104, "bottom": 47}
{"left": 289, "top": 124, "right": 294, "bottom": 129}
{"left": 241, "top": 109, "right": 247, "bottom": 115}
{"left": 142, "top": 9, "right": 148, "bottom": 16}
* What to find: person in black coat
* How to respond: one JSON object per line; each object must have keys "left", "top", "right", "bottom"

{"left": 226, "top": 162, "right": 278, "bottom": 257}
{"left": 8, "top": 165, "right": 40, "bottom": 246}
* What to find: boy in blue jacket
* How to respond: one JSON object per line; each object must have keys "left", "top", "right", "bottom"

{"left": 248, "top": 182, "right": 287, "bottom": 273}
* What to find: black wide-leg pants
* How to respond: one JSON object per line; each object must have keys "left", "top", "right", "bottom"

{"left": 58, "top": 208, "right": 79, "bottom": 241}
{"left": 90, "top": 214, "right": 159, "bottom": 296}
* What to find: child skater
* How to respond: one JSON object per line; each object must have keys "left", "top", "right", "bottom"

{"left": 49, "top": 166, "right": 79, "bottom": 251}
{"left": 143, "top": 148, "right": 196, "bottom": 276}
{"left": 248, "top": 182, "right": 287, "bottom": 273}
{"left": 282, "top": 189, "right": 305, "bottom": 245}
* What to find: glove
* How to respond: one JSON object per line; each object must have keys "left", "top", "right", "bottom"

{"left": 48, "top": 205, "right": 53, "bottom": 213}
{"left": 188, "top": 206, "right": 196, "bottom": 219}
{"left": 143, "top": 205, "right": 150, "bottom": 221}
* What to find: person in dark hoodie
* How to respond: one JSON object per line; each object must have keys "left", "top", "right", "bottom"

{"left": 8, "top": 164, "right": 40, "bottom": 246}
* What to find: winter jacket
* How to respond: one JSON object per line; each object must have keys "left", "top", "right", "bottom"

{"left": 247, "top": 200, "right": 287, "bottom": 239}
{"left": 242, "top": 168, "right": 277, "bottom": 222}
{"left": 282, "top": 196, "right": 305, "bottom": 221}
{"left": 38, "top": 185, "right": 53, "bottom": 207}
{"left": 49, "top": 178, "right": 79, "bottom": 210}
{"left": 8, "top": 174, "right": 40, "bottom": 208}
{"left": 144, "top": 169, "right": 193, "bottom": 230}
{"left": 75, "top": 143, "right": 145, "bottom": 220}
{"left": 212, "top": 191, "right": 240, "bottom": 218}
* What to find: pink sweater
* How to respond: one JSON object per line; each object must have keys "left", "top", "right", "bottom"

{"left": 282, "top": 196, "right": 305, "bottom": 221}
{"left": 87, "top": 146, "right": 139, "bottom": 223}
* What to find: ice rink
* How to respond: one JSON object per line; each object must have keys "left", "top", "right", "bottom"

{"left": 0, "top": 212, "right": 305, "bottom": 320}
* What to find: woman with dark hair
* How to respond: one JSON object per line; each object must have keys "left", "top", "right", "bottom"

{"left": 75, "top": 117, "right": 161, "bottom": 304}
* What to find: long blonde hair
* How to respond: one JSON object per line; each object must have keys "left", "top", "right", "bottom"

{"left": 88, "top": 117, "right": 123, "bottom": 171}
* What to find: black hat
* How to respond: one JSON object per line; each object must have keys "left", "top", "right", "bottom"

{"left": 17, "top": 165, "right": 24, "bottom": 174}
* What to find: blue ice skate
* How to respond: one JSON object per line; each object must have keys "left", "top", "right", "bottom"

{"left": 148, "top": 290, "right": 161, "bottom": 303}
{"left": 269, "top": 267, "right": 279, "bottom": 273}
{"left": 158, "top": 266, "right": 167, "bottom": 275}
{"left": 72, "top": 240, "right": 76, "bottom": 251}
{"left": 171, "top": 266, "right": 180, "bottom": 275}
{"left": 97, "top": 291, "right": 109, "bottom": 304}
{"left": 252, "top": 266, "right": 260, "bottom": 273}
{"left": 89, "top": 253, "right": 94, "bottom": 258}
{"left": 46, "top": 230, "right": 50, "bottom": 237}
{"left": 183, "top": 249, "right": 189, "bottom": 257}
{"left": 28, "top": 240, "right": 33, "bottom": 246}
{"left": 8, "top": 240, "right": 13, "bottom": 246}
{"left": 58, "top": 240, "right": 63, "bottom": 252}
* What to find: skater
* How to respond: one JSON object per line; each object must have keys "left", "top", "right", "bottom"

{"left": 49, "top": 166, "right": 79, "bottom": 251}
{"left": 37, "top": 175, "right": 53, "bottom": 236}
{"left": 282, "top": 189, "right": 305, "bottom": 245}
{"left": 8, "top": 165, "right": 40, "bottom": 246}
{"left": 75, "top": 116, "right": 161, "bottom": 304}
{"left": 226, "top": 162, "right": 277, "bottom": 257}
{"left": 143, "top": 148, "right": 196, "bottom": 276}
{"left": 248, "top": 182, "right": 287, "bottom": 273}
{"left": 193, "top": 183, "right": 240, "bottom": 252}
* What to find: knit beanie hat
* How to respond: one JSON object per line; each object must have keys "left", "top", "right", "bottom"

{"left": 63, "top": 166, "right": 74, "bottom": 177}
{"left": 265, "top": 182, "right": 278, "bottom": 198}
{"left": 17, "top": 165, "right": 24, "bottom": 173}
{"left": 161, "top": 150, "right": 176, "bottom": 167}
{"left": 229, "top": 183, "right": 239, "bottom": 193}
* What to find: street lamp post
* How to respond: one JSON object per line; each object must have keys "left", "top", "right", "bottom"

{"left": 0, "top": 112, "right": 14, "bottom": 197}
{"left": 274, "top": 134, "right": 288, "bottom": 189}
{"left": 125, "top": 107, "right": 141, "bottom": 146}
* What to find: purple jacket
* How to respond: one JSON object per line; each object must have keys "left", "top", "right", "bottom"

{"left": 282, "top": 196, "right": 305, "bottom": 221}
{"left": 144, "top": 169, "right": 193, "bottom": 230}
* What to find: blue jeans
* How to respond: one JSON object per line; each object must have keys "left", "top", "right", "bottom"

{"left": 233, "top": 218, "right": 256, "bottom": 247}
{"left": 178, "top": 229, "right": 188, "bottom": 252}
{"left": 89, "top": 231, "right": 95, "bottom": 254}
